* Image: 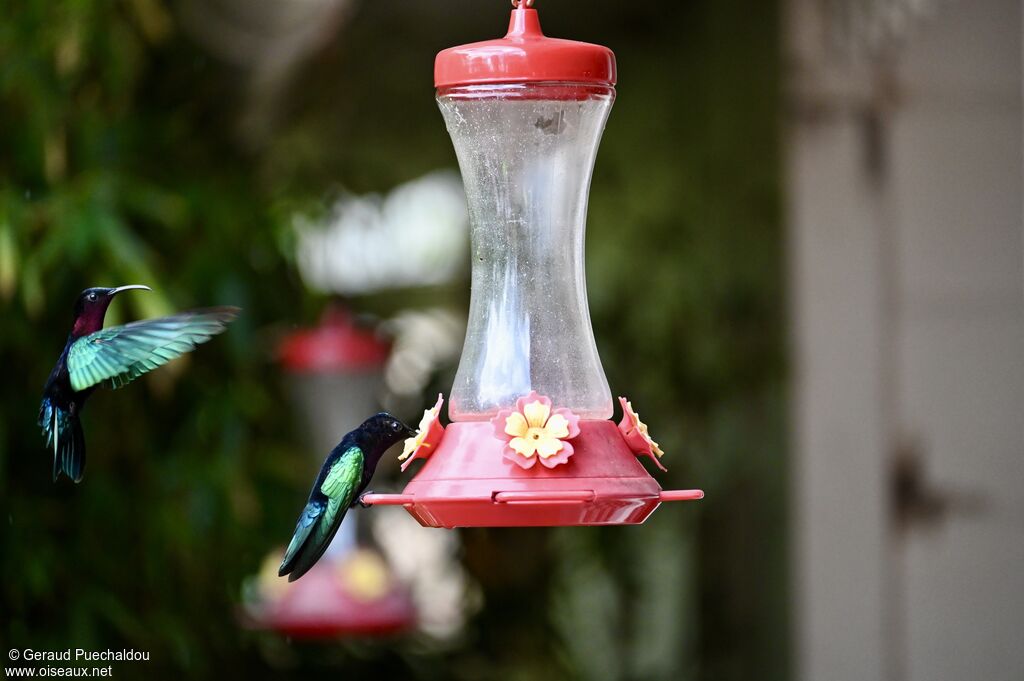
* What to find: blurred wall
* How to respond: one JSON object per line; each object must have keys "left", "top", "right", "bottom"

{"left": 787, "top": 0, "right": 1023, "bottom": 679}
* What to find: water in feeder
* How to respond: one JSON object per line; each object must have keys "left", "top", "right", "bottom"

{"left": 440, "top": 83, "right": 614, "bottom": 421}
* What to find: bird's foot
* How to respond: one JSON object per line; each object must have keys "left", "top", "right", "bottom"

{"left": 358, "top": 491, "right": 375, "bottom": 508}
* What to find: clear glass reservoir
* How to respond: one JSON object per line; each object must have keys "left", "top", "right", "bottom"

{"left": 439, "top": 83, "right": 615, "bottom": 421}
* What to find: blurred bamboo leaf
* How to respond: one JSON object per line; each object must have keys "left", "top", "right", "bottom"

{"left": 0, "top": 220, "right": 17, "bottom": 300}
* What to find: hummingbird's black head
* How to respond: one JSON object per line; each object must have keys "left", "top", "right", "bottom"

{"left": 71, "top": 285, "right": 151, "bottom": 337}
{"left": 356, "top": 412, "right": 416, "bottom": 459}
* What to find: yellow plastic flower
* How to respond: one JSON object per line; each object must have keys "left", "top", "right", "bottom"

{"left": 618, "top": 396, "right": 667, "bottom": 472}
{"left": 398, "top": 394, "right": 444, "bottom": 472}
{"left": 491, "top": 391, "right": 580, "bottom": 469}
{"left": 506, "top": 401, "right": 570, "bottom": 458}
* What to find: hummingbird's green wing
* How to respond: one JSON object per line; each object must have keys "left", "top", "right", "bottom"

{"left": 67, "top": 307, "right": 238, "bottom": 392}
{"left": 279, "top": 446, "right": 364, "bottom": 581}
{"left": 320, "top": 448, "right": 364, "bottom": 503}
{"left": 313, "top": 447, "right": 364, "bottom": 540}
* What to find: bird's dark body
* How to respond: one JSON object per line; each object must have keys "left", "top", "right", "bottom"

{"left": 287, "top": 434, "right": 375, "bottom": 573}
{"left": 39, "top": 340, "right": 91, "bottom": 480}
{"left": 38, "top": 286, "right": 238, "bottom": 482}
{"left": 278, "top": 413, "right": 414, "bottom": 582}
{"left": 42, "top": 339, "right": 93, "bottom": 413}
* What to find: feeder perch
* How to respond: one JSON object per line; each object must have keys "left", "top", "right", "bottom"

{"left": 365, "top": 2, "right": 702, "bottom": 526}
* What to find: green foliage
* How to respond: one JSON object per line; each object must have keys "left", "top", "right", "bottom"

{"left": 1, "top": 0, "right": 304, "bottom": 676}
{"left": 1, "top": 1, "right": 786, "bottom": 679}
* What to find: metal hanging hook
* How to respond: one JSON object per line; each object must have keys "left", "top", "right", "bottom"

{"left": 511, "top": 0, "right": 536, "bottom": 8}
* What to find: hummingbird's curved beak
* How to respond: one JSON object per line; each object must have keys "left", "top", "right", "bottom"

{"left": 109, "top": 284, "right": 152, "bottom": 296}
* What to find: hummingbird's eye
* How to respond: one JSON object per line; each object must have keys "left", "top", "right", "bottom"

{"left": 87, "top": 292, "right": 98, "bottom": 302}
{"left": 391, "top": 421, "right": 402, "bottom": 432}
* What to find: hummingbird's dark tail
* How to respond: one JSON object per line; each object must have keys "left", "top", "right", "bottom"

{"left": 39, "top": 398, "right": 86, "bottom": 483}
{"left": 278, "top": 498, "right": 348, "bottom": 582}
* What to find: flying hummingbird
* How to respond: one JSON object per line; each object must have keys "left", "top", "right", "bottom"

{"left": 278, "top": 413, "right": 415, "bottom": 582}
{"left": 39, "top": 285, "right": 239, "bottom": 483}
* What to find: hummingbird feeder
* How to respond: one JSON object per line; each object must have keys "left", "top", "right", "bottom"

{"left": 365, "top": 0, "right": 703, "bottom": 527}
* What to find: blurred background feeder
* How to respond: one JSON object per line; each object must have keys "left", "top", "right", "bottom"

{"left": 242, "top": 308, "right": 414, "bottom": 638}
{"left": 278, "top": 306, "right": 391, "bottom": 446}
{"left": 243, "top": 547, "right": 414, "bottom": 639}
{"left": 365, "top": 2, "right": 702, "bottom": 527}
{"left": 276, "top": 304, "right": 389, "bottom": 558}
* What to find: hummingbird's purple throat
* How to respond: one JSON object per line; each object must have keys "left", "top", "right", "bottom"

{"left": 71, "top": 285, "right": 151, "bottom": 338}
{"left": 72, "top": 303, "right": 112, "bottom": 338}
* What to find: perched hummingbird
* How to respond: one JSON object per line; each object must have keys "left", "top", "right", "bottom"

{"left": 278, "top": 413, "right": 415, "bottom": 582}
{"left": 39, "top": 285, "right": 239, "bottom": 483}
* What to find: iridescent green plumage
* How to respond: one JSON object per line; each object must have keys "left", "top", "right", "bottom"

{"left": 40, "top": 286, "right": 238, "bottom": 483}
{"left": 67, "top": 308, "right": 236, "bottom": 391}
{"left": 278, "top": 413, "right": 415, "bottom": 582}
{"left": 279, "top": 447, "right": 364, "bottom": 581}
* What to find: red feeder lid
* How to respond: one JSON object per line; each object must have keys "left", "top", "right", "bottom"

{"left": 434, "top": 4, "right": 616, "bottom": 88}
{"left": 278, "top": 308, "right": 390, "bottom": 373}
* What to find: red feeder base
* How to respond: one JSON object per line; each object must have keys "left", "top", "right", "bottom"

{"left": 243, "top": 555, "right": 415, "bottom": 639}
{"left": 366, "top": 420, "right": 702, "bottom": 528}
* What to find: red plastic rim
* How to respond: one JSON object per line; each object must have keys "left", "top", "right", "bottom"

{"left": 363, "top": 489, "right": 704, "bottom": 506}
